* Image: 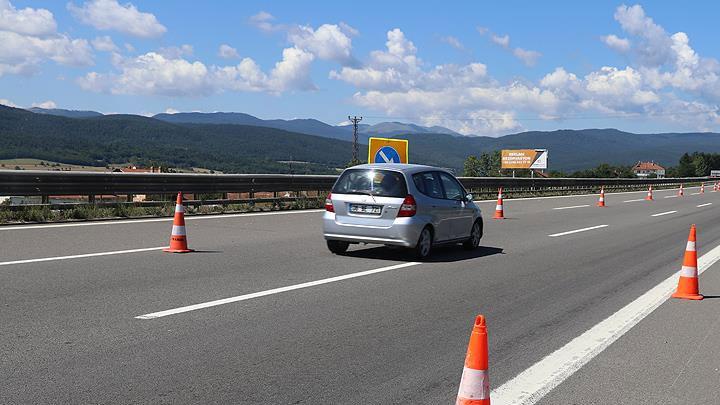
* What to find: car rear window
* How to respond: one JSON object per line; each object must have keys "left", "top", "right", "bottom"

{"left": 332, "top": 169, "right": 408, "bottom": 197}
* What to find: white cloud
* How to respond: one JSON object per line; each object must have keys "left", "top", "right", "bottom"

{"left": 78, "top": 52, "right": 212, "bottom": 96}
{"left": 491, "top": 34, "right": 510, "bottom": 48}
{"left": 164, "top": 107, "right": 179, "bottom": 114}
{"left": 601, "top": 34, "right": 630, "bottom": 52}
{"left": 483, "top": 28, "right": 542, "bottom": 67}
{"left": 513, "top": 48, "right": 541, "bottom": 67}
{"left": 267, "top": 47, "right": 315, "bottom": 91}
{"left": 157, "top": 44, "right": 193, "bottom": 59}
{"left": 0, "top": 1, "right": 93, "bottom": 76}
{"left": 330, "top": 29, "right": 556, "bottom": 134}
{"left": 92, "top": 35, "right": 118, "bottom": 52}
{"left": 441, "top": 35, "right": 464, "bottom": 50}
{"left": 249, "top": 11, "right": 279, "bottom": 32}
{"left": 613, "top": 4, "right": 672, "bottom": 66}
{"left": 68, "top": 0, "right": 166, "bottom": 38}
{"left": 218, "top": 44, "right": 240, "bottom": 59}
{"left": 79, "top": 45, "right": 317, "bottom": 96}
{"left": 288, "top": 23, "right": 356, "bottom": 66}
{"left": 0, "top": 0, "right": 56, "bottom": 36}
{"left": 31, "top": 100, "right": 56, "bottom": 109}
{"left": 0, "top": 97, "right": 18, "bottom": 107}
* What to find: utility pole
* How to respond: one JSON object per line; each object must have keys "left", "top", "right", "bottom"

{"left": 348, "top": 115, "right": 362, "bottom": 165}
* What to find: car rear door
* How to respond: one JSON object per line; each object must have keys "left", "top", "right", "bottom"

{"left": 438, "top": 171, "right": 474, "bottom": 239}
{"left": 412, "top": 171, "right": 454, "bottom": 242}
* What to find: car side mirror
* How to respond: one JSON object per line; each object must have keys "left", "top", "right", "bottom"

{"left": 465, "top": 193, "right": 473, "bottom": 202}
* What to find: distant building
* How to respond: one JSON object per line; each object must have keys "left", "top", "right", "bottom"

{"left": 112, "top": 166, "right": 161, "bottom": 173}
{"left": 632, "top": 161, "right": 665, "bottom": 178}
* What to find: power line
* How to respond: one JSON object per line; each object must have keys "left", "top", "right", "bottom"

{"left": 348, "top": 115, "right": 363, "bottom": 163}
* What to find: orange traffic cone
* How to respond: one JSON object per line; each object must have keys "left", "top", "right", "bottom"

{"left": 671, "top": 224, "right": 703, "bottom": 300}
{"left": 597, "top": 187, "right": 606, "bottom": 207}
{"left": 456, "top": 315, "right": 491, "bottom": 405}
{"left": 164, "top": 192, "right": 193, "bottom": 253}
{"left": 678, "top": 184, "right": 684, "bottom": 197}
{"left": 714, "top": 182, "right": 718, "bottom": 192}
{"left": 492, "top": 188, "right": 505, "bottom": 219}
{"left": 645, "top": 185, "right": 653, "bottom": 201}
{"left": 701, "top": 183, "right": 705, "bottom": 194}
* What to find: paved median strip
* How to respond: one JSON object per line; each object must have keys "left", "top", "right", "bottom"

{"left": 135, "top": 262, "right": 422, "bottom": 319}
{"left": 0, "top": 247, "right": 166, "bottom": 267}
{"left": 651, "top": 210, "right": 677, "bottom": 217}
{"left": 548, "top": 225, "right": 608, "bottom": 237}
{"left": 552, "top": 205, "right": 590, "bottom": 210}
{"left": 491, "top": 241, "right": 720, "bottom": 405}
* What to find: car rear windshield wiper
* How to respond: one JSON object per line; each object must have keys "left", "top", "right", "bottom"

{"left": 346, "top": 190, "right": 378, "bottom": 203}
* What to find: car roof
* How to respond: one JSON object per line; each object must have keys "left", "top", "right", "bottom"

{"left": 347, "top": 163, "right": 450, "bottom": 175}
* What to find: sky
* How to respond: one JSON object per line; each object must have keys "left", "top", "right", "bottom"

{"left": 2, "top": 0, "right": 720, "bottom": 136}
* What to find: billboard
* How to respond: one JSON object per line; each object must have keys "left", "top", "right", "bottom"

{"left": 368, "top": 137, "right": 409, "bottom": 164}
{"left": 710, "top": 170, "right": 720, "bottom": 178}
{"left": 501, "top": 149, "right": 548, "bottom": 169}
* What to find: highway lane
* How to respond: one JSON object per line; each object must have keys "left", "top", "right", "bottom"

{"left": 1, "top": 187, "right": 719, "bottom": 403}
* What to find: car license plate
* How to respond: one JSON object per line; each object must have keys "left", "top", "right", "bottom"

{"left": 350, "top": 204, "right": 382, "bottom": 214}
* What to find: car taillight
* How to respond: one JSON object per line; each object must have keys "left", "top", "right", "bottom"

{"left": 325, "top": 192, "right": 334, "bottom": 212}
{"left": 398, "top": 194, "right": 417, "bottom": 217}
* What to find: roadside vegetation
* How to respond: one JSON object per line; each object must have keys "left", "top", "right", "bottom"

{"left": 0, "top": 198, "right": 325, "bottom": 225}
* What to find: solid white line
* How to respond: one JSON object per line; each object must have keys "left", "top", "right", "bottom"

{"left": 691, "top": 192, "right": 701, "bottom": 195}
{"left": 552, "top": 205, "right": 589, "bottom": 210}
{"left": 623, "top": 198, "right": 646, "bottom": 203}
{"left": 136, "top": 261, "right": 422, "bottom": 319}
{"left": 651, "top": 210, "right": 677, "bottom": 217}
{"left": 548, "top": 225, "right": 608, "bottom": 237}
{"left": 0, "top": 247, "right": 165, "bottom": 267}
{"left": 0, "top": 209, "right": 324, "bottom": 231}
{"left": 664, "top": 195, "right": 678, "bottom": 199}
{"left": 697, "top": 203, "right": 713, "bottom": 208}
{"left": 474, "top": 186, "right": 702, "bottom": 204}
{"left": 491, "top": 242, "right": 720, "bottom": 405}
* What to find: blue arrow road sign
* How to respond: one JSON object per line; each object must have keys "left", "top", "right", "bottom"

{"left": 375, "top": 146, "right": 401, "bottom": 163}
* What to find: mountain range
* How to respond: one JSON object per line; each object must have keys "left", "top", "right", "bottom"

{"left": 27, "top": 107, "right": 460, "bottom": 140}
{"left": 2, "top": 105, "right": 720, "bottom": 173}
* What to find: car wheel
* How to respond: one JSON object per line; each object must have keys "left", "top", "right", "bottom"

{"left": 463, "top": 220, "right": 483, "bottom": 250}
{"left": 414, "top": 227, "right": 433, "bottom": 259}
{"left": 327, "top": 240, "right": 349, "bottom": 254}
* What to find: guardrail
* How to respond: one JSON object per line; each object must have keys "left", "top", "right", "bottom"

{"left": 0, "top": 169, "right": 709, "bottom": 198}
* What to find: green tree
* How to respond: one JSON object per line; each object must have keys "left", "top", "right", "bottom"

{"left": 463, "top": 155, "right": 482, "bottom": 176}
{"left": 463, "top": 151, "right": 501, "bottom": 177}
{"left": 676, "top": 153, "right": 695, "bottom": 177}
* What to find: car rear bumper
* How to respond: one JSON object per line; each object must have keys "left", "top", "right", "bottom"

{"left": 322, "top": 212, "right": 425, "bottom": 247}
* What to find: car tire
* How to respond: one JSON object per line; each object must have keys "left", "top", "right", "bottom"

{"left": 463, "top": 219, "right": 483, "bottom": 250}
{"left": 414, "top": 227, "right": 433, "bottom": 260}
{"left": 327, "top": 240, "right": 349, "bottom": 254}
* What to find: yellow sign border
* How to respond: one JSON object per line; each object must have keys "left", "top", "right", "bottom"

{"left": 367, "top": 137, "right": 409, "bottom": 164}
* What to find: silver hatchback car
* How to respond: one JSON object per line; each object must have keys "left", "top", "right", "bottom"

{"left": 323, "top": 164, "right": 483, "bottom": 259}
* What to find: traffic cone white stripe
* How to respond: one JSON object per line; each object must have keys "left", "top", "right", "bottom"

{"left": 171, "top": 225, "right": 186, "bottom": 236}
{"left": 175, "top": 204, "right": 185, "bottom": 213}
{"left": 686, "top": 241, "right": 696, "bottom": 252}
{"left": 457, "top": 367, "right": 490, "bottom": 400}
{"left": 680, "top": 265, "right": 698, "bottom": 277}
{"left": 495, "top": 204, "right": 502, "bottom": 211}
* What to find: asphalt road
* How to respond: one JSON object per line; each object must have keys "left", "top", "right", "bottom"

{"left": 1, "top": 187, "right": 719, "bottom": 404}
